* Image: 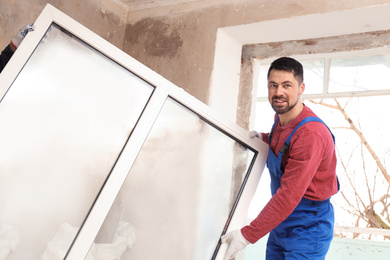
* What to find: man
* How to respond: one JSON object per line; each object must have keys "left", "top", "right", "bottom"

{"left": 222, "top": 57, "right": 339, "bottom": 259}
{"left": 0, "top": 24, "right": 34, "bottom": 73}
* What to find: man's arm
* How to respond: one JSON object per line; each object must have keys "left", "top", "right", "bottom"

{"left": 242, "top": 128, "right": 327, "bottom": 243}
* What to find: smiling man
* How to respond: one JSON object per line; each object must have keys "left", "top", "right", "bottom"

{"left": 222, "top": 57, "right": 339, "bottom": 260}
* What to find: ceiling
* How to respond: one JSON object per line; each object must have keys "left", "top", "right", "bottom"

{"left": 119, "top": 0, "right": 201, "bottom": 10}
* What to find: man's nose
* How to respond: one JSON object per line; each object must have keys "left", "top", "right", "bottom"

{"left": 275, "top": 85, "right": 284, "bottom": 96}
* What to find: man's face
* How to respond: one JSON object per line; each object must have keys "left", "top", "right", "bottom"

{"left": 267, "top": 69, "right": 305, "bottom": 115}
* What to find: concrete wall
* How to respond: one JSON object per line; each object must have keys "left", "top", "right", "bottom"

{"left": 1, "top": 0, "right": 389, "bottom": 111}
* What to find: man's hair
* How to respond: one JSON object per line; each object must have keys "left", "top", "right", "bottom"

{"left": 267, "top": 57, "right": 304, "bottom": 85}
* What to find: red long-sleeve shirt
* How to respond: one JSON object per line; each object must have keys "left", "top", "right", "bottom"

{"left": 242, "top": 105, "right": 338, "bottom": 244}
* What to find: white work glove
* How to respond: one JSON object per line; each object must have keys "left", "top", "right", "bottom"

{"left": 249, "top": 130, "right": 261, "bottom": 139}
{"left": 11, "top": 24, "right": 35, "bottom": 49}
{"left": 221, "top": 229, "right": 250, "bottom": 260}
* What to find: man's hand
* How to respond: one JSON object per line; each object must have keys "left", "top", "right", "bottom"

{"left": 11, "top": 24, "right": 35, "bottom": 50}
{"left": 249, "top": 130, "right": 261, "bottom": 139}
{"left": 221, "top": 229, "right": 250, "bottom": 260}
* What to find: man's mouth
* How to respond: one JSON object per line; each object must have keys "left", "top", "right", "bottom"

{"left": 273, "top": 98, "right": 287, "bottom": 104}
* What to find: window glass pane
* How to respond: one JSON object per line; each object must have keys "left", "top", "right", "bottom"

{"left": 329, "top": 54, "right": 390, "bottom": 92}
{"left": 0, "top": 24, "right": 153, "bottom": 259}
{"left": 91, "top": 97, "right": 256, "bottom": 259}
{"left": 301, "top": 59, "right": 324, "bottom": 94}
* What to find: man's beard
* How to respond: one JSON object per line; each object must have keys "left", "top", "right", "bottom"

{"left": 271, "top": 95, "right": 299, "bottom": 114}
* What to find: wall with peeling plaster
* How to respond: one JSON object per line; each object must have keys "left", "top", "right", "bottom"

{"left": 1, "top": 0, "right": 389, "bottom": 111}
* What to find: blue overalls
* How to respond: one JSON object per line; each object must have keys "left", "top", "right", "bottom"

{"left": 266, "top": 116, "right": 339, "bottom": 260}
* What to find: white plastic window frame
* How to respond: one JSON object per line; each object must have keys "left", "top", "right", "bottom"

{"left": 0, "top": 4, "right": 268, "bottom": 260}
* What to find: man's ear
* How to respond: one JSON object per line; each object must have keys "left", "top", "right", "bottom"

{"left": 299, "top": 82, "right": 305, "bottom": 95}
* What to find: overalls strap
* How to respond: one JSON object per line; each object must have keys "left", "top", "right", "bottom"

{"left": 279, "top": 116, "right": 335, "bottom": 157}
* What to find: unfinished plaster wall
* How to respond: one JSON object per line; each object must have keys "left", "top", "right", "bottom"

{"left": 1, "top": 0, "right": 390, "bottom": 119}
{"left": 0, "top": 0, "right": 128, "bottom": 55}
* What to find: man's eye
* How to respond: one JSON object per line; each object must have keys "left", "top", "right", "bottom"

{"left": 284, "top": 84, "right": 291, "bottom": 88}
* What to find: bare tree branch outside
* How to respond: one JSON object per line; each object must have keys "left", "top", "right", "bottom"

{"left": 308, "top": 97, "right": 390, "bottom": 240}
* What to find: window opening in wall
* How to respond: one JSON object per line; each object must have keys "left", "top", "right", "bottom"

{"left": 252, "top": 49, "right": 390, "bottom": 241}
